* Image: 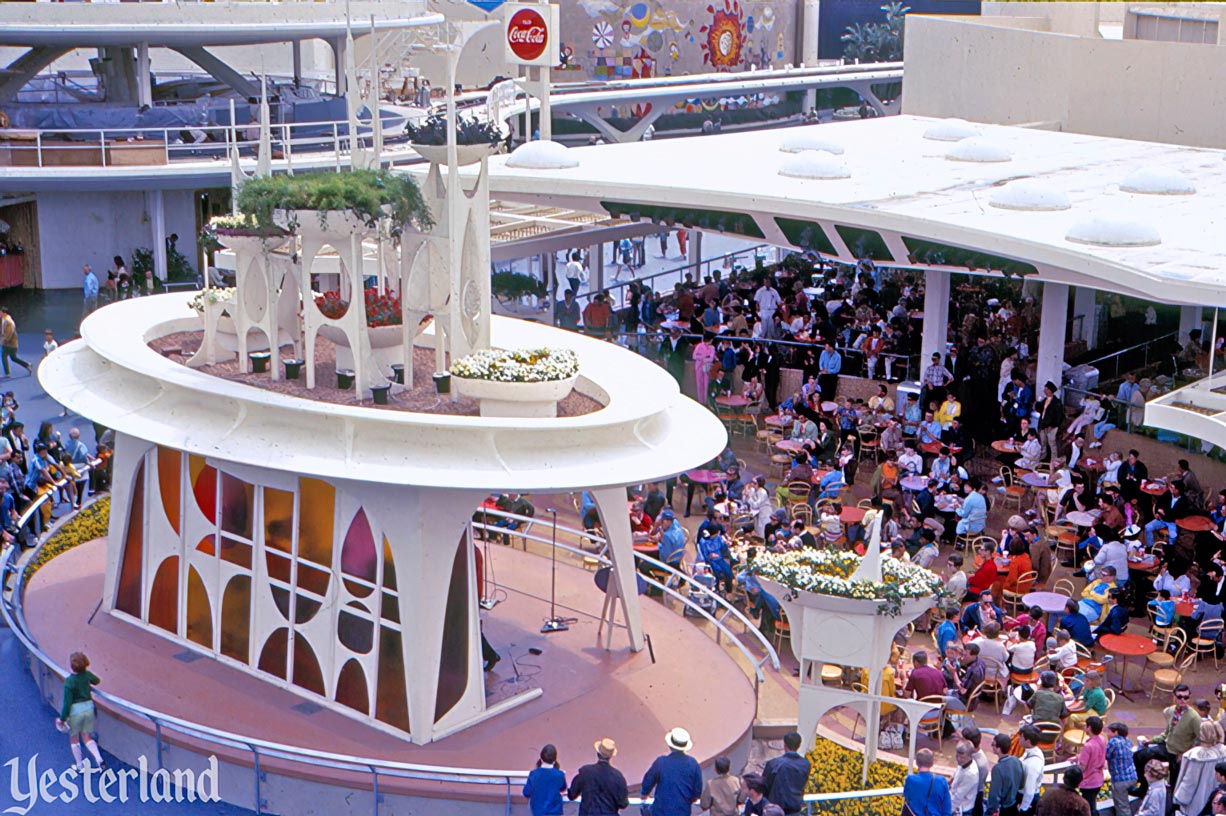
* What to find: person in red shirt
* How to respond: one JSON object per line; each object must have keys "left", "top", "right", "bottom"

{"left": 582, "top": 293, "right": 614, "bottom": 340}
{"left": 904, "top": 649, "right": 949, "bottom": 701}
{"left": 968, "top": 543, "right": 999, "bottom": 597}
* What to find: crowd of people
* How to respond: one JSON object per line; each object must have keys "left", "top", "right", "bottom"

{"left": 521, "top": 729, "right": 810, "bottom": 816}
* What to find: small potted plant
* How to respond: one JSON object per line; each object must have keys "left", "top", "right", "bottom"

{"left": 450, "top": 347, "right": 579, "bottom": 418}
{"left": 408, "top": 114, "right": 505, "bottom": 166}
{"left": 235, "top": 169, "right": 433, "bottom": 240}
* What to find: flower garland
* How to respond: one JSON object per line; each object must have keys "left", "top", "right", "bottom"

{"left": 450, "top": 348, "right": 579, "bottom": 383}
{"left": 188, "top": 287, "right": 236, "bottom": 313}
{"left": 750, "top": 548, "right": 944, "bottom": 617}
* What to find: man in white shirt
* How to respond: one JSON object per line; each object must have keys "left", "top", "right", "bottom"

{"left": 1050, "top": 629, "right": 1078, "bottom": 670}
{"left": 898, "top": 444, "right": 923, "bottom": 476}
{"left": 951, "top": 742, "right": 980, "bottom": 816}
{"left": 1018, "top": 726, "right": 1046, "bottom": 815}
{"left": 1083, "top": 533, "right": 1130, "bottom": 585}
{"left": 754, "top": 282, "right": 782, "bottom": 323}
{"left": 1153, "top": 563, "right": 1191, "bottom": 597}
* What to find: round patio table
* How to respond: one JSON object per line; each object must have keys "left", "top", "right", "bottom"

{"left": 1021, "top": 472, "right": 1052, "bottom": 488}
{"left": 777, "top": 439, "right": 806, "bottom": 454}
{"left": 840, "top": 506, "right": 867, "bottom": 525}
{"left": 1176, "top": 599, "right": 1195, "bottom": 617}
{"left": 686, "top": 469, "right": 727, "bottom": 484}
{"left": 1065, "top": 510, "right": 1100, "bottom": 528}
{"left": 1099, "top": 633, "right": 1156, "bottom": 698}
{"left": 1022, "top": 591, "right": 1070, "bottom": 627}
{"left": 1176, "top": 515, "right": 1216, "bottom": 532}
{"left": 715, "top": 395, "right": 750, "bottom": 408}
{"left": 991, "top": 439, "right": 1019, "bottom": 454}
{"left": 921, "top": 441, "right": 962, "bottom": 456}
{"left": 821, "top": 401, "right": 838, "bottom": 413}
{"left": 1141, "top": 481, "right": 1169, "bottom": 497}
{"left": 900, "top": 475, "right": 928, "bottom": 492}
{"left": 765, "top": 414, "right": 791, "bottom": 428}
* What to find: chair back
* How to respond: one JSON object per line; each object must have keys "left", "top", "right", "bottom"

{"left": 1103, "top": 688, "right": 1116, "bottom": 711}
{"left": 1053, "top": 578, "right": 1076, "bottom": 598}
{"left": 1197, "top": 619, "right": 1225, "bottom": 639}
{"left": 792, "top": 503, "right": 814, "bottom": 526}
{"left": 786, "top": 480, "right": 812, "bottom": 504}
{"left": 1177, "top": 651, "right": 1197, "bottom": 672}
{"left": 1013, "top": 571, "right": 1039, "bottom": 595}
{"left": 1165, "top": 628, "right": 1188, "bottom": 657}
{"left": 917, "top": 695, "right": 945, "bottom": 727}
{"left": 999, "top": 466, "right": 1014, "bottom": 486}
{"left": 1034, "top": 721, "right": 1063, "bottom": 759}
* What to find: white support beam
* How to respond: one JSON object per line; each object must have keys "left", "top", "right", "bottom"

{"left": 1073, "top": 286, "right": 1099, "bottom": 350}
{"left": 149, "top": 190, "right": 167, "bottom": 285}
{"left": 920, "top": 268, "right": 950, "bottom": 367}
{"left": 1037, "top": 282, "right": 1069, "bottom": 394}
{"left": 591, "top": 487, "right": 645, "bottom": 652}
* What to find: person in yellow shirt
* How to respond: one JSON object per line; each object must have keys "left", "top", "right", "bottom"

{"left": 0, "top": 306, "right": 33, "bottom": 377}
{"left": 54, "top": 451, "right": 81, "bottom": 510}
{"left": 936, "top": 394, "right": 962, "bottom": 430}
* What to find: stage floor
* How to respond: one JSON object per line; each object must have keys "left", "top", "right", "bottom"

{"left": 24, "top": 539, "right": 757, "bottom": 798}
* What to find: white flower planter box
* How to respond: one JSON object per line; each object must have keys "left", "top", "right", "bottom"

{"left": 453, "top": 374, "right": 577, "bottom": 418}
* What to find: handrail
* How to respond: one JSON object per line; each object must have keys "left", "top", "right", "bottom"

{"left": 469, "top": 506, "right": 780, "bottom": 673}
{"left": 1080, "top": 329, "right": 1180, "bottom": 383}
{"left": 572, "top": 244, "right": 770, "bottom": 304}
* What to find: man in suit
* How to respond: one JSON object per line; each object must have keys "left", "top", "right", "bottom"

{"left": 658, "top": 326, "right": 689, "bottom": 386}
{"left": 1131, "top": 684, "right": 1202, "bottom": 796}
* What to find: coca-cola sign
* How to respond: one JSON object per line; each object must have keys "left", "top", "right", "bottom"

{"left": 504, "top": 4, "right": 555, "bottom": 65}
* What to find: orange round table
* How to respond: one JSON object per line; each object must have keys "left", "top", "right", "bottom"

{"left": 1177, "top": 515, "right": 1216, "bottom": 532}
{"left": 921, "top": 442, "right": 962, "bottom": 455}
{"left": 1176, "top": 600, "right": 1195, "bottom": 617}
{"left": 991, "top": 439, "right": 1019, "bottom": 454}
{"left": 1141, "top": 481, "right": 1169, "bottom": 497}
{"left": 840, "top": 506, "right": 867, "bottom": 524}
{"left": 1100, "top": 633, "right": 1156, "bottom": 698}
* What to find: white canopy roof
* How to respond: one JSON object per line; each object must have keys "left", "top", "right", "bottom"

{"left": 477, "top": 115, "right": 1226, "bottom": 306}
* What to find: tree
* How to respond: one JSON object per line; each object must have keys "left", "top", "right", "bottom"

{"left": 841, "top": 3, "right": 911, "bottom": 64}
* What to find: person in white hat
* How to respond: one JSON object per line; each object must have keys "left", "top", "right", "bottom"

{"left": 640, "top": 727, "right": 702, "bottom": 816}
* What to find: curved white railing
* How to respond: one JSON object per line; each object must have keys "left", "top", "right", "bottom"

{"left": 1, "top": 503, "right": 776, "bottom": 815}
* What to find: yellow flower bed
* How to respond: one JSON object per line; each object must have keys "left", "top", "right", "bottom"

{"left": 805, "top": 736, "right": 906, "bottom": 816}
{"left": 23, "top": 497, "right": 110, "bottom": 581}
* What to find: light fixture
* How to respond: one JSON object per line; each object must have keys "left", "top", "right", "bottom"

{"left": 1119, "top": 167, "right": 1196, "bottom": 195}
{"left": 989, "top": 180, "right": 1071, "bottom": 211}
{"left": 923, "top": 118, "right": 980, "bottom": 142}
{"left": 1066, "top": 215, "right": 1161, "bottom": 247}
{"left": 946, "top": 137, "right": 1011, "bottom": 163}
{"left": 778, "top": 132, "right": 845, "bottom": 155}
{"left": 505, "top": 140, "right": 579, "bottom": 170}
{"left": 779, "top": 153, "right": 851, "bottom": 180}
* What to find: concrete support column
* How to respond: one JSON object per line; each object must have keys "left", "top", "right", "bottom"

{"left": 331, "top": 37, "right": 347, "bottom": 95}
{"left": 292, "top": 40, "right": 303, "bottom": 87}
{"left": 920, "top": 268, "right": 950, "bottom": 367}
{"left": 149, "top": 190, "right": 167, "bottom": 284}
{"left": 135, "top": 42, "right": 152, "bottom": 108}
{"left": 592, "top": 243, "right": 605, "bottom": 294}
{"left": 800, "top": 0, "right": 821, "bottom": 109}
{"left": 1179, "top": 305, "right": 1204, "bottom": 346}
{"left": 688, "top": 229, "right": 702, "bottom": 277}
{"left": 1036, "top": 282, "right": 1070, "bottom": 394}
{"left": 1073, "top": 287, "right": 1099, "bottom": 350}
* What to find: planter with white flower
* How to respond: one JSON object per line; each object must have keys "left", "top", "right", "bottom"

{"left": 450, "top": 348, "right": 579, "bottom": 418}
{"left": 750, "top": 516, "right": 944, "bottom": 767}
{"left": 408, "top": 115, "right": 504, "bottom": 167}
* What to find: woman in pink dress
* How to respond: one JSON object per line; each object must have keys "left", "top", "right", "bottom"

{"left": 692, "top": 334, "right": 716, "bottom": 405}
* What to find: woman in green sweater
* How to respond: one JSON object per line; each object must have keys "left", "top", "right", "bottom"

{"left": 56, "top": 651, "right": 106, "bottom": 771}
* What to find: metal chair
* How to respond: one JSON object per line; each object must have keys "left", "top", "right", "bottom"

{"left": 1190, "top": 619, "right": 1224, "bottom": 669}
{"left": 916, "top": 696, "right": 947, "bottom": 750}
{"left": 1034, "top": 721, "right": 1064, "bottom": 762}
{"left": 1002, "top": 571, "right": 1039, "bottom": 616}
{"left": 783, "top": 480, "right": 812, "bottom": 510}
{"left": 1053, "top": 578, "right": 1076, "bottom": 598}
{"left": 1146, "top": 628, "right": 1186, "bottom": 677}
{"left": 978, "top": 658, "right": 1009, "bottom": 712}
{"left": 997, "top": 466, "right": 1026, "bottom": 512}
{"left": 1151, "top": 652, "right": 1197, "bottom": 700}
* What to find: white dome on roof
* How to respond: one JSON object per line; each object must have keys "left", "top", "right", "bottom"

{"left": 1119, "top": 167, "right": 1196, "bottom": 195}
{"left": 505, "top": 140, "right": 579, "bottom": 170}
{"left": 778, "top": 152, "right": 851, "bottom": 180}
{"left": 923, "top": 119, "right": 980, "bottom": 142}
{"left": 989, "top": 179, "right": 1071, "bottom": 211}
{"left": 946, "top": 137, "right": 1012, "bottom": 163}
{"left": 778, "top": 131, "right": 845, "bottom": 155}
{"left": 1066, "top": 215, "right": 1161, "bottom": 247}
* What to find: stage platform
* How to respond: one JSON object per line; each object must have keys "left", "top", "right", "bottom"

{"left": 22, "top": 539, "right": 757, "bottom": 814}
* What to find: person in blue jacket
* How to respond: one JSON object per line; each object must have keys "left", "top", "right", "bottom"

{"left": 523, "top": 744, "right": 567, "bottom": 816}
{"left": 641, "top": 728, "right": 703, "bottom": 816}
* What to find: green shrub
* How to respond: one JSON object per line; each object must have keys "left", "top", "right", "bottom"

{"left": 236, "top": 169, "right": 433, "bottom": 238}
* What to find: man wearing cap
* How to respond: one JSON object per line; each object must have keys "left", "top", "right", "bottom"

{"left": 762, "top": 731, "right": 810, "bottom": 816}
{"left": 569, "top": 738, "right": 630, "bottom": 816}
{"left": 641, "top": 728, "right": 702, "bottom": 816}
{"left": 653, "top": 510, "right": 686, "bottom": 570}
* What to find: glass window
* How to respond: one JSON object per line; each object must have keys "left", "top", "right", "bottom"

{"left": 341, "top": 508, "right": 377, "bottom": 589}
{"left": 190, "top": 458, "right": 217, "bottom": 525}
{"left": 148, "top": 555, "right": 179, "bottom": 633}
{"left": 264, "top": 488, "right": 294, "bottom": 554}
{"left": 220, "top": 472, "right": 253, "bottom": 540}
{"left": 297, "top": 478, "right": 334, "bottom": 567}
{"left": 434, "top": 534, "right": 469, "bottom": 723}
{"left": 258, "top": 627, "right": 288, "bottom": 679}
{"left": 297, "top": 563, "right": 330, "bottom": 597}
{"left": 115, "top": 462, "right": 145, "bottom": 617}
{"left": 220, "top": 575, "right": 251, "bottom": 662}
{"left": 157, "top": 447, "right": 181, "bottom": 536}
{"left": 338, "top": 607, "right": 374, "bottom": 654}
{"left": 266, "top": 551, "right": 291, "bottom": 584}
{"left": 376, "top": 625, "right": 409, "bottom": 732}
{"left": 185, "top": 566, "right": 212, "bottom": 648}
{"left": 292, "top": 635, "right": 325, "bottom": 696}
{"left": 219, "top": 535, "right": 252, "bottom": 569}
{"left": 336, "top": 659, "right": 369, "bottom": 715}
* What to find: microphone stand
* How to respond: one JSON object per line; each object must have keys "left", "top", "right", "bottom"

{"left": 541, "top": 508, "right": 577, "bottom": 633}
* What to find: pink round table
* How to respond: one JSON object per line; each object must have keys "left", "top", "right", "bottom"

{"left": 1021, "top": 472, "right": 1052, "bottom": 488}
{"left": 686, "top": 469, "right": 727, "bottom": 484}
{"left": 765, "top": 415, "right": 791, "bottom": 428}
{"left": 840, "top": 506, "right": 867, "bottom": 524}
{"left": 777, "top": 439, "right": 806, "bottom": 454}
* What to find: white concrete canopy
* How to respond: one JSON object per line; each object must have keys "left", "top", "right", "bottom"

{"left": 467, "top": 115, "right": 1226, "bottom": 308}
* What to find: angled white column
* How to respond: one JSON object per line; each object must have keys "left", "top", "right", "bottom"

{"left": 920, "top": 268, "right": 950, "bottom": 367}
{"left": 591, "top": 487, "right": 645, "bottom": 652}
{"left": 801, "top": 0, "right": 821, "bottom": 109}
{"left": 1037, "top": 282, "right": 1069, "bottom": 394}
{"left": 1179, "top": 305, "right": 1204, "bottom": 347}
{"left": 150, "top": 190, "right": 167, "bottom": 285}
{"left": 1073, "top": 287, "right": 1099, "bottom": 351}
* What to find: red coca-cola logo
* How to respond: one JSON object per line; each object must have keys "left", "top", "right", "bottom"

{"left": 507, "top": 7, "right": 548, "bottom": 62}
